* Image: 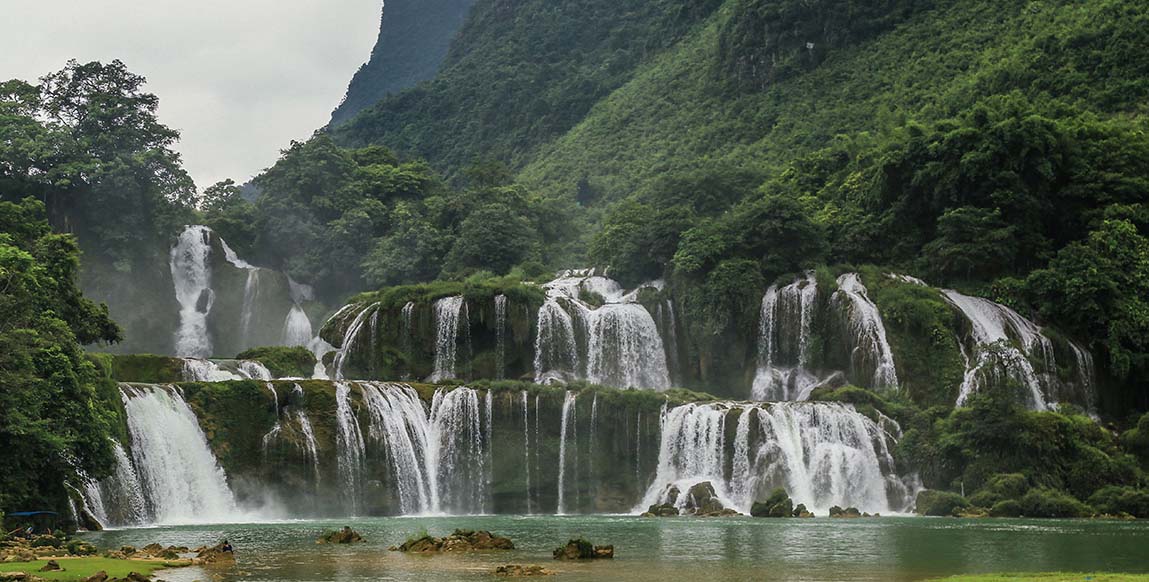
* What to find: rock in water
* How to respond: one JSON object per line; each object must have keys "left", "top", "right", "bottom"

{"left": 751, "top": 488, "right": 794, "bottom": 518}
{"left": 493, "top": 564, "right": 555, "bottom": 577}
{"left": 552, "top": 539, "right": 613, "bottom": 560}
{"left": 193, "top": 543, "right": 237, "bottom": 564}
{"left": 317, "top": 527, "right": 365, "bottom": 544}
{"left": 390, "top": 530, "right": 514, "bottom": 553}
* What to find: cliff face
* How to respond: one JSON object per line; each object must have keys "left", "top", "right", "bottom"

{"left": 329, "top": 0, "right": 478, "bottom": 127}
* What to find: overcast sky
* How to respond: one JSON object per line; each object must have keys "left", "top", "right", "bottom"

{"left": 1, "top": 0, "right": 383, "bottom": 190}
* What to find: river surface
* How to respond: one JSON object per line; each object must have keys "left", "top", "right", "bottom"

{"left": 85, "top": 515, "right": 1149, "bottom": 581}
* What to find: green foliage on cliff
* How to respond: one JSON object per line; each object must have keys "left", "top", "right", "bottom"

{"left": 0, "top": 198, "right": 121, "bottom": 513}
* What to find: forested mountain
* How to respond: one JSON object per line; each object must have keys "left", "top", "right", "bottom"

{"left": 330, "top": 0, "right": 477, "bottom": 126}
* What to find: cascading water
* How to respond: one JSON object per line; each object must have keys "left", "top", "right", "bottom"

{"left": 181, "top": 358, "right": 272, "bottom": 381}
{"left": 292, "top": 384, "right": 321, "bottom": 484}
{"left": 429, "top": 296, "right": 468, "bottom": 382}
{"left": 556, "top": 391, "right": 577, "bottom": 514}
{"left": 521, "top": 390, "right": 532, "bottom": 514}
{"left": 238, "top": 269, "right": 261, "bottom": 347}
{"left": 943, "top": 290, "right": 1054, "bottom": 410}
{"left": 171, "top": 226, "right": 215, "bottom": 358}
{"left": 751, "top": 273, "right": 820, "bottom": 401}
{"left": 534, "top": 271, "right": 670, "bottom": 390}
{"left": 283, "top": 305, "right": 313, "bottom": 347}
{"left": 334, "top": 382, "right": 366, "bottom": 514}
{"left": 495, "top": 295, "right": 507, "bottom": 380}
{"left": 636, "top": 401, "right": 912, "bottom": 515}
{"left": 332, "top": 303, "right": 379, "bottom": 381}
{"left": 82, "top": 441, "right": 148, "bottom": 528}
{"left": 427, "top": 386, "right": 489, "bottom": 513}
{"left": 360, "top": 382, "right": 435, "bottom": 514}
{"left": 832, "top": 273, "right": 899, "bottom": 390}
{"left": 120, "top": 384, "right": 240, "bottom": 524}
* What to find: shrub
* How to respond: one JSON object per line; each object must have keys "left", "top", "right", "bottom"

{"left": 1087, "top": 486, "right": 1149, "bottom": 518}
{"left": 989, "top": 499, "right": 1022, "bottom": 518}
{"left": 1018, "top": 488, "right": 1091, "bottom": 518}
{"left": 970, "top": 473, "right": 1029, "bottom": 508}
{"left": 914, "top": 490, "right": 969, "bottom": 517}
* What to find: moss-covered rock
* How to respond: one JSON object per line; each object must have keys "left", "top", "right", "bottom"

{"left": 552, "top": 539, "right": 612, "bottom": 560}
{"left": 317, "top": 527, "right": 365, "bottom": 544}
{"left": 93, "top": 354, "right": 185, "bottom": 383}
{"left": 750, "top": 488, "right": 794, "bottom": 518}
{"left": 235, "top": 346, "right": 316, "bottom": 378}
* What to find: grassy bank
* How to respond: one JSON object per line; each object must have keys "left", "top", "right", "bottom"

{"left": 0, "top": 557, "right": 186, "bottom": 581}
{"left": 930, "top": 574, "right": 1149, "bottom": 582}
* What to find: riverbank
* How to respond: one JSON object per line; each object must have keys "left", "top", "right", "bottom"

{"left": 930, "top": 575, "right": 1149, "bottom": 582}
{"left": 0, "top": 557, "right": 187, "bottom": 581}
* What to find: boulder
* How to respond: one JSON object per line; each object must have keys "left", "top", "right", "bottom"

{"left": 390, "top": 530, "right": 513, "bottom": 553}
{"left": 66, "top": 540, "right": 98, "bottom": 556}
{"left": 38, "top": 560, "right": 61, "bottom": 572}
{"left": 317, "top": 527, "right": 365, "bottom": 544}
{"left": 193, "top": 543, "right": 236, "bottom": 565}
{"left": 829, "top": 506, "right": 862, "bottom": 518}
{"left": 82, "top": 572, "right": 109, "bottom": 582}
{"left": 644, "top": 504, "right": 679, "bottom": 517}
{"left": 0, "top": 572, "right": 30, "bottom": 580}
{"left": 793, "top": 504, "right": 814, "bottom": 518}
{"left": 493, "top": 564, "right": 555, "bottom": 577}
{"left": 751, "top": 488, "right": 794, "bottom": 518}
{"left": 686, "top": 482, "right": 726, "bottom": 515}
{"left": 552, "top": 539, "right": 612, "bottom": 560}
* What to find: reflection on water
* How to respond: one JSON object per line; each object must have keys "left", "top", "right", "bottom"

{"left": 85, "top": 516, "right": 1149, "bottom": 582}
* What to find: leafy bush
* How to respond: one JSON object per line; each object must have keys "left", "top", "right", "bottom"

{"left": 1017, "top": 488, "right": 1091, "bottom": 518}
{"left": 914, "top": 490, "right": 969, "bottom": 517}
{"left": 1087, "top": 486, "right": 1149, "bottom": 518}
{"left": 989, "top": 499, "right": 1022, "bottom": 518}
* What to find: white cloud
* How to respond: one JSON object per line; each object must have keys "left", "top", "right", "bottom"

{"left": 0, "top": 0, "right": 382, "bottom": 189}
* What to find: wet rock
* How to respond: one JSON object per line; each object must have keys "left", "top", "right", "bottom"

{"left": 686, "top": 482, "right": 726, "bottom": 515}
{"left": 552, "top": 539, "right": 612, "bottom": 560}
{"left": 644, "top": 503, "right": 679, "bottom": 517}
{"left": 390, "top": 530, "right": 513, "bottom": 553}
{"left": 493, "top": 564, "right": 555, "bottom": 577}
{"left": 78, "top": 508, "right": 104, "bottom": 532}
{"left": 38, "top": 560, "right": 61, "bottom": 572}
{"left": 751, "top": 488, "right": 794, "bottom": 518}
{"left": 829, "top": 506, "right": 862, "bottom": 518}
{"left": 317, "top": 527, "right": 365, "bottom": 544}
{"left": 793, "top": 504, "right": 815, "bottom": 518}
{"left": 193, "top": 543, "right": 236, "bottom": 565}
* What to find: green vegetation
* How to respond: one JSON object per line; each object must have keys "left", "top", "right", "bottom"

{"left": 0, "top": 198, "right": 121, "bottom": 513}
{"left": 928, "top": 575, "right": 1149, "bottom": 582}
{"left": 88, "top": 353, "right": 184, "bottom": 384}
{"left": 0, "top": 557, "right": 182, "bottom": 581}
{"left": 235, "top": 346, "right": 316, "bottom": 378}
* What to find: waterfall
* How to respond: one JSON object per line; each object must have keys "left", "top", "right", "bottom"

{"left": 943, "top": 290, "right": 1053, "bottom": 410}
{"left": 171, "top": 226, "right": 215, "bottom": 358}
{"left": 664, "top": 300, "right": 680, "bottom": 384}
{"left": 556, "top": 391, "right": 577, "bottom": 514}
{"left": 120, "top": 384, "right": 239, "bottom": 524}
{"left": 332, "top": 303, "right": 379, "bottom": 381}
{"left": 585, "top": 304, "right": 671, "bottom": 390}
{"left": 495, "top": 294, "right": 507, "bottom": 380}
{"left": 360, "top": 382, "right": 435, "bottom": 514}
{"left": 534, "top": 393, "right": 541, "bottom": 512}
{"left": 82, "top": 441, "right": 148, "bottom": 528}
{"left": 751, "top": 272, "right": 820, "bottom": 401}
{"left": 534, "top": 298, "right": 580, "bottom": 384}
{"left": 292, "top": 384, "right": 321, "bottom": 484}
{"left": 521, "top": 391, "right": 532, "bottom": 514}
{"left": 282, "top": 305, "right": 313, "bottom": 347}
{"left": 182, "top": 358, "right": 271, "bottom": 381}
{"left": 832, "top": 273, "right": 899, "bottom": 390}
{"left": 334, "top": 382, "right": 366, "bottom": 514}
{"left": 429, "top": 296, "right": 468, "bottom": 382}
{"left": 636, "top": 401, "right": 910, "bottom": 515}
{"left": 534, "top": 272, "right": 671, "bottom": 390}
{"left": 238, "top": 268, "right": 261, "bottom": 348}
{"left": 427, "top": 386, "right": 489, "bottom": 513}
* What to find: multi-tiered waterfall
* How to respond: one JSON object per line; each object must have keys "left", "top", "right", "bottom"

{"left": 533, "top": 270, "right": 671, "bottom": 390}
{"left": 751, "top": 272, "right": 821, "bottom": 401}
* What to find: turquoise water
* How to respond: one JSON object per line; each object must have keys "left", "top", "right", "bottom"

{"left": 86, "top": 515, "right": 1149, "bottom": 581}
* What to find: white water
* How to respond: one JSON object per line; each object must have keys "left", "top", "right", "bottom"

{"left": 556, "top": 391, "right": 577, "bottom": 514}
{"left": 82, "top": 441, "right": 148, "bottom": 528}
{"left": 534, "top": 271, "right": 671, "bottom": 390}
{"left": 238, "top": 268, "right": 261, "bottom": 348}
{"left": 332, "top": 303, "right": 379, "bottom": 381}
{"left": 521, "top": 390, "right": 532, "bottom": 514}
{"left": 120, "top": 385, "right": 241, "bottom": 524}
{"left": 429, "top": 296, "right": 468, "bottom": 382}
{"left": 637, "top": 401, "right": 911, "bottom": 515}
{"left": 943, "top": 290, "right": 1051, "bottom": 409}
{"left": 751, "top": 273, "right": 820, "bottom": 401}
{"left": 282, "top": 305, "right": 313, "bottom": 347}
{"left": 833, "top": 273, "right": 899, "bottom": 390}
{"left": 292, "top": 384, "right": 321, "bottom": 484}
{"left": 181, "top": 358, "right": 271, "bottom": 381}
{"left": 334, "top": 382, "right": 366, "bottom": 514}
{"left": 171, "top": 226, "right": 215, "bottom": 358}
{"left": 495, "top": 294, "right": 508, "bottom": 380}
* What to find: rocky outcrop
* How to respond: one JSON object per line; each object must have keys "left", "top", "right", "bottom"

{"left": 493, "top": 564, "right": 555, "bottom": 577}
{"left": 317, "top": 527, "right": 365, "bottom": 544}
{"left": 37, "top": 561, "right": 61, "bottom": 572}
{"left": 389, "top": 530, "right": 514, "bottom": 553}
{"left": 552, "top": 539, "right": 613, "bottom": 560}
{"left": 193, "top": 543, "right": 236, "bottom": 564}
